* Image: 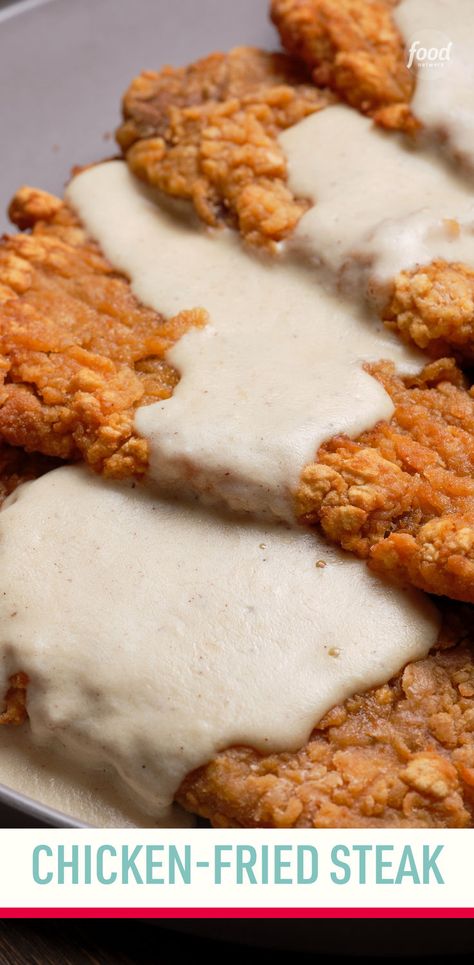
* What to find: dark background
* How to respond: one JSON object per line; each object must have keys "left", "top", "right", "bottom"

{"left": 0, "top": 920, "right": 473, "bottom": 964}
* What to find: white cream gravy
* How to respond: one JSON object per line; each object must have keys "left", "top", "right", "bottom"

{"left": 0, "top": 103, "right": 454, "bottom": 822}
{"left": 67, "top": 161, "right": 423, "bottom": 522}
{"left": 0, "top": 468, "right": 439, "bottom": 820}
{"left": 0, "top": 726, "right": 193, "bottom": 828}
{"left": 395, "top": 0, "right": 474, "bottom": 170}
{"left": 281, "top": 105, "right": 474, "bottom": 301}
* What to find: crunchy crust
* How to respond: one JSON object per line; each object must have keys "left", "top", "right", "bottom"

{"left": 2, "top": 55, "right": 474, "bottom": 827}
{"left": 0, "top": 673, "right": 28, "bottom": 726}
{"left": 116, "top": 46, "right": 331, "bottom": 248}
{"left": 270, "top": 0, "right": 416, "bottom": 131}
{"left": 179, "top": 638, "right": 474, "bottom": 828}
{"left": 115, "top": 41, "right": 474, "bottom": 361}
{"left": 2, "top": 201, "right": 474, "bottom": 827}
{"left": 6, "top": 610, "right": 474, "bottom": 826}
{"left": 4, "top": 190, "right": 474, "bottom": 603}
{"left": 297, "top": 358, "right": 474, "bottom": 603}
{"left": 0, "top": 186, "right": 206, "bottom": 477}
{"left": 384, "top": 261, "right": 474, "bottom": 362}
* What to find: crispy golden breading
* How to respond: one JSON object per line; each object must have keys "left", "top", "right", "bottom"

{"left": 2, "top": 19, "right": 474, "bottom": 835}
{"left": 0, "top": 186, "right": 206, "bottom": 477}
{"left": 270, "top": 0, "right": 416, "bottom": 131}
{"left": 5, "top": 190, "right": 474, "bottom": 602}
{"left": 116, "top": 46, "right": 331, "bottom": 248}
{"left": 384, "top": 261, "right": 474, "bottom": 361}
{"left": 116, "top": 41, "right": 474, "bottom": 360}
{"left": 179, "top": 639, "right": 474, "bottom": 828}
{"left": 297, "top": 358, "right": 474, "bottom": 603}
{"left": 0, "top": 673, "right": 28, "bottom": 726}
{"left": 2, "top": 553, "right": 473, "bottom": 827}
{"left": 5, "top": 611, "right": 474, "bottom": 826}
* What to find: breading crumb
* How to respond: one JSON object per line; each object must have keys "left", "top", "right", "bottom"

{"left": 0, "top": 187, "right": 206, "bottom": 476}
{"left": 179, "top": 642, "right": 474, "bottom": 828}
{"left": 116, "top": 46, "right": 331, "bottom": 249}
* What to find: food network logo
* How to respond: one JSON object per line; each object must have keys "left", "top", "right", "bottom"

{"left": 407, "top": 39, "right": 452, "bottom": 69}
{"left": 406, "top": 30, "right": 453, "bottom": 78}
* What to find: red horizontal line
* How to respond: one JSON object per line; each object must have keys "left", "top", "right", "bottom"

{"left": 0, "top": 908, "right": 472, "bottom": 919}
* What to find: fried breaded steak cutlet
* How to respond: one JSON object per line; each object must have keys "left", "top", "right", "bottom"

{"left": 4, "top": 186, "right": 474, "bottom": 603}
{"left": 383, "top": 261, "right": 474, "bottom": 363}
{"left": 116, "top": 46, "right": 331, "bottom": 249}
{"left": 297, "top": 358, "right": 474, "bottom": 604}
{"left": 116, "top": 45, "right": 474, "bottom": 364}
{"left": 270, "top": 0, "right": 416, "bottom": 132}
{"left": 0, "top": 672, "right": 28, "bottom": 726}
{"left": 2, "top": 600, "right": 473, "bottom": 827}
{"left": 1, "top": 186, "right": 206, "bottom": 477}
{"left": 179, "top": 637, "right": 474, "bottom": 828}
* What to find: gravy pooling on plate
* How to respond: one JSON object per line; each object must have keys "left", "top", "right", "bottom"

{"left": 67, "top": 160, "right": 423, "bottom": 522}
{"left": 395, "top": 0, "right": 474, "bottom": 168}
{"left": 282, "top": 105, "right": 474, "bottom": 301}
{"left": 0, "top": 467, "right": 438, "bottom": 821}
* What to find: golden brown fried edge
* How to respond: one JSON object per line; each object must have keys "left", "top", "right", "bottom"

{"left": 116, "top": 43, "right": 474, "bottom": 362}
{"left": 0, "top": 185, "right": 206, "bottom": 477}
{"left": 270, "top": 0, "right": 416, "bottom": 131}
{"left": 116, "top": 46, "right": 331, "bottom": 249}
{"left": 3, "top": 606, "right": 474, "bottom": 828}
{"left": 4, "top": 188, "right": 474, "bottom": 602}
{"left": 179, "top": 629, "right": 474, "bottom": 828}
{"left": 2, "top": 188, "right": 474, "bottom": 826}
{"left": 297, "top": 358, "right": 474, "bottom": 604}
